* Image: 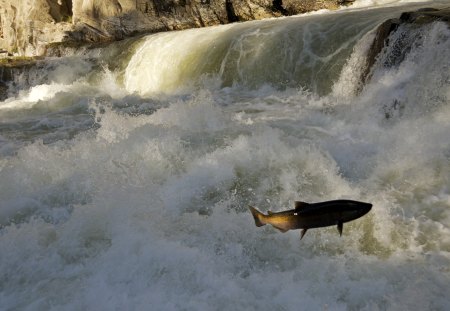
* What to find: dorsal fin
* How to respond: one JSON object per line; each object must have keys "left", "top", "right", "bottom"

{"left": 295, "top": 201, "right": 310, "bottom": 210}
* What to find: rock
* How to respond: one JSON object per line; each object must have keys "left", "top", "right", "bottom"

{"left": 399, "top": 7, "right": 450, "bottom": 24}
{"left": 0, "top": 0, "right": 344, "bottom": 57}
{"left": 362, "top": 18, "right": 400, "bottom": 86}
{"left": 0, "top": 0, "right": 73, "bottom": 56}
{"left": 0, "top": 56, "right": 43, "bottom": 100}
{"left": 0, "top": 81, "right": 7, "bottom": 101}
{"left": 361, "top": 6, "right": 450, "bottom": 88}
{"left": 282, "top": 0, "right": 339, "bottom": 15}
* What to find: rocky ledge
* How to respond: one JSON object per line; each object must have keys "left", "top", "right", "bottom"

{"left": 0, "top": 0, "right": 354, "bottom": 57}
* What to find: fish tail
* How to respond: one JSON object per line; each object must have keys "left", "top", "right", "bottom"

{"left": 248, "top": 206, "right": 266, "bottom": 227}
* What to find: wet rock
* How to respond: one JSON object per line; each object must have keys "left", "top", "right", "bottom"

{"left": 0, "top": 57, "right": 41, "bottom": 100}
{"left": 0, "top": 80, "right": 8, "bottom": 101}
{"left": 399, "top": 7, "right": 450, "bottom": 24}
{"left": 362, "top": 18, "right": 400, "bottom": 85}
{"left": 282, "top": 0, "right": 339, "bottom": 15}
{"left": 361, "top": 7, "right": 450, "bottom": 88}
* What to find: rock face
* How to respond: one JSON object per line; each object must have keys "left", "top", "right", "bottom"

{"left": 0, "top": 0, "right": 73, "bottom": 56}
{"left": 360, "top": 7, "right": 450, "bottom": 89}
{"left": 0, "top": 0, "right": 344, "bottom": 57}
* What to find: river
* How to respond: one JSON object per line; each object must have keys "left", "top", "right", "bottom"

{"left": 1, "top": 0, "right": 450, "bottom": 310}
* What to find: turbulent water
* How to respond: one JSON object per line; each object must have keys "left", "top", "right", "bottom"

{"left": 1, "top": 0, "right": 450, "bottom": 310}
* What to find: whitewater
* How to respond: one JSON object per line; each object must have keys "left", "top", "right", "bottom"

{"left": 1, "top": 0, "right": 450, "bottom": 310}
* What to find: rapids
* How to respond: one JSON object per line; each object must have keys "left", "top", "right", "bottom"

{"left": 1, "top": 0, "right": 450, "bottom": 310}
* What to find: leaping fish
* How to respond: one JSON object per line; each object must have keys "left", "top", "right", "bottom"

{"left": 249, "top": 200, "right": 372, "bottom": 239}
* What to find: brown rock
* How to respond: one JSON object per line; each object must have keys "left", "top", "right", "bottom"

{"left": 282, "top": 0, "right": 339, "bottom": 15}
{"left": 0, "top": 0, "right": 344, "bottom": 57}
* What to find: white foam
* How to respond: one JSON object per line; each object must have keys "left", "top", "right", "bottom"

{"left": 332, "top": 28, "right": 377, "bottom": 99}
{"left": 350, "top": 0, "right": 437, "bottom": 9}
{"left": 0, "top": 83, "right": 70, "bottom": 110}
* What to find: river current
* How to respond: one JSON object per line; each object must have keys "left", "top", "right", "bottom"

{"left": 1, "top": 0, "right": 450, "bottom": 310}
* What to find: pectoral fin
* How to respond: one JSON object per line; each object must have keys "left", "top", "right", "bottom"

{"left": 337, "top": 221, "right": 343, "bottom": 236}
{"left": 300, "top": 228, "right": 308, "bottom": 239}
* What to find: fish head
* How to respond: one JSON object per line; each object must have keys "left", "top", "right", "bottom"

{"left": 360, "top": 202, "right": 372, "bottom": 215}
{"left": 344, "top": 201, "right": 372, "bottom": 220}
{"left": 328, "top": 200, "right": 373, "bottom": 224}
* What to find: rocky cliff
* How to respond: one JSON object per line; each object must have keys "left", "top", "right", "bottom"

{"left": 0, "top": 0, "right": 350, "bottom": 57}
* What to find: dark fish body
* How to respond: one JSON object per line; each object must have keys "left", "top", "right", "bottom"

{"left": 249, "top": 200, "right": 372, "bottom": 238}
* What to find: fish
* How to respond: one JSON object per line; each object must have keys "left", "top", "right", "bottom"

{"left": 249, "top": 200, "right": 372, "bottom": 239}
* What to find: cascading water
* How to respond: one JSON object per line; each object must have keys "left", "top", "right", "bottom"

{"left": 124, "top": 8, "right": 384, "bottom": 96}
{"left": 1, "top": 1, "right": 450, "bottom": 310}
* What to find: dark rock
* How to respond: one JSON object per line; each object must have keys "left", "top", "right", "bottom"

{"left": 226, "top": 0, "right": 239, "bottom": 22}
{"left": 361, "top": 7, "right": 450, "bottom": 89}
{"left": 400, "top": 8, "right": 450, "bottom": 24}
{"left": 362, "top": 18, "right": 400, "bottom": 85}
{"left": 0, "top": 81, "right": 8, "bottom": 101}
{"left": 0, "top": 58, "right": 42, "bottom": 98}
